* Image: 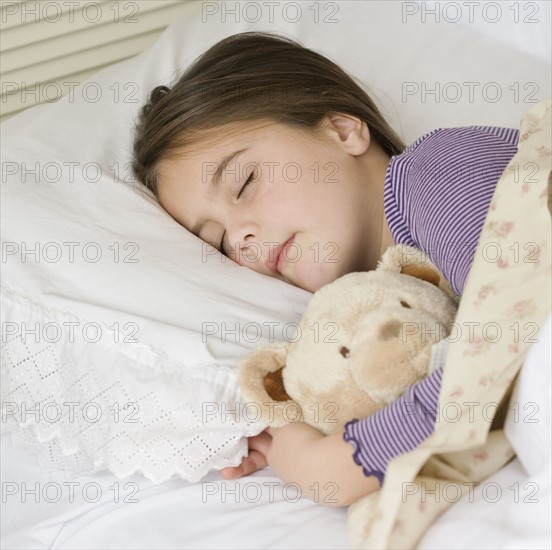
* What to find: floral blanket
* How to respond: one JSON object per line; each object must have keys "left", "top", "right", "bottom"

{"left": 351, "top": 100, "right": 552, "bottom": 549}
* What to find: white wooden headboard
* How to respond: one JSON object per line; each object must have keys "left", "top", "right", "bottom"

{"left": 0, "top": 0, "right": 195, "bottom": 123}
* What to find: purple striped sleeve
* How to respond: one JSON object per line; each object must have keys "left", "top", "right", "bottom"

{"left": 383, "top": 126, "right": 520, "bottom": 294}
{"left": 344, "top": 366, "right": 444, "bottom": 486}
{"left": 343, "top": 126, "right": 519, "bottom": 484}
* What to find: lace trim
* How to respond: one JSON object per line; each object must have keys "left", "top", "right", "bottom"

{"left": 1, "top": 282, "right": 262, "bottom": 483}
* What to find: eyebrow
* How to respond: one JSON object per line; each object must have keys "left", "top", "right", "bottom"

{"left": 191, "top": 148, "right": 249, "bottom": 238}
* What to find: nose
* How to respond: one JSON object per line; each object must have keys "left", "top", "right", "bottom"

{"left": 226, "top": 220, "right": 259, "bottom": 263}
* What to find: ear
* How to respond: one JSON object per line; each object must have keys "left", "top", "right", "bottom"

{"left": 377, "top": 244, "right": 459, "bottom": 303}
{"left": 318, "top": 113, "right": 370, "bottom": 156}
{"left": 238, "top": 342, "right": 303, "bottom": 426}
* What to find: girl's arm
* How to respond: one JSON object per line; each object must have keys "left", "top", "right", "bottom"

{"left": 222, "top": 423, "right": 380, "bottom": 507}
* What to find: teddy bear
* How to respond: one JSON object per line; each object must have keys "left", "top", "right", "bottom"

{"left": 238, "top": 244, "right": 459, "bottom": 549}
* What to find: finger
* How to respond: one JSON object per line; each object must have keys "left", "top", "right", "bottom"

{"left": 220, "top": 466, "right": 242, "bottom": 480}
{"left": 220, "top": 449, "right": 268, "bottom": 479}
{"left": 220, "top": 431, "right": 272, "bottom": 479}
{"left": 248, "top": 431, "right": 272, "bottom": 455}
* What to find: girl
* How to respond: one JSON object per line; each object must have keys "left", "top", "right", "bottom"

{"left": 131, "top": 32, "right": 519, "bottom": 507}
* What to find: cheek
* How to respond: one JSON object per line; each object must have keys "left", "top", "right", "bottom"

{"left": 291, "top": 256, "right": 344, "bottom": 293}
{"left": 259, "top": 179, "right": 303, "bottom": 215}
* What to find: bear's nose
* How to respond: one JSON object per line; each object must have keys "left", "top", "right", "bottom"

{"left": 340, "top": 346, "right": 350, "bottom": 358}
{"left": 378, "top": 319, "right": 402, "bottom": 340}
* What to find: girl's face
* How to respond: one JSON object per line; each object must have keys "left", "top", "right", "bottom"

{"left": 156, "top": 116, "right": 392, "bottom": 292}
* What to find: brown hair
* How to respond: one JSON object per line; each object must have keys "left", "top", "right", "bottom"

{"left": 132, "top": 31, "right": 405, "bottom": 198}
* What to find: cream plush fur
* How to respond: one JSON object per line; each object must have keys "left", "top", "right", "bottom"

{"left": 239, "top": 245, "right": 458, "bottom": 434}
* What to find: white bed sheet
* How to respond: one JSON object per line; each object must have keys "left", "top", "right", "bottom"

{"left": 2, "top": 312, "right": 549, "bottom": 549}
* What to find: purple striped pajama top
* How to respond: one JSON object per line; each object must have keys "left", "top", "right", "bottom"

{"left": 343, "top": 126, "right": 520, "bottom": 486}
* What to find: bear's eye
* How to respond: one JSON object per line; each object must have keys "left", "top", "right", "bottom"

{"left": 400, "top": 300, "right": 411, "bottom": 309}
{"left": 340, "top": 346, "right": 350, "bottom": 358}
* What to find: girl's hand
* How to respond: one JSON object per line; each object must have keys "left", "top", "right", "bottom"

{"left": 219, "top": 424, "right": 320, "bottom": 480}
{"left": 265, "top": 423, "right": 380, "bottom": 507}
{"left": 220, "top": 423, "right": 380, "bottom": 506}
{"left": 263, "top": 423, "right": 325, "bottom": 483}
{"left": 220, "top": 429, "right": 272, "bottom": 479}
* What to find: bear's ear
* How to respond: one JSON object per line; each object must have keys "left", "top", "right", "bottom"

{"left": 263, "top": 367, "right": 292, "bottom": 402}
{"left": 239, "top": 341, "right": 303, "bottom": 426}
{"left": 400, "top": 263, "right": 441, "bottom": 287}
{"left": 377, "top": 244, "right": 459, "bottom": 302}
{"left": 239, "top": 341, "right": 291, "bottom": 402}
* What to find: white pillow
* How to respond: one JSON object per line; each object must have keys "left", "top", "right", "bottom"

{"left": 1, "top": 0, "right": 550, "bottom": 482}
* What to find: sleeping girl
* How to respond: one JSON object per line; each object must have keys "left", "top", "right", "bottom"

{"left": 131, "top": 31, "right": 519, "bottom": 507}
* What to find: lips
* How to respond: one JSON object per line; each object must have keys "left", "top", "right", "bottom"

{"left": 265, "top": 235, "right": 295, "bottom": 273}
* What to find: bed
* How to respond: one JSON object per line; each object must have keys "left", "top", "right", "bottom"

{"left": 2, "top": 1, "right": 551, "bottom": 548}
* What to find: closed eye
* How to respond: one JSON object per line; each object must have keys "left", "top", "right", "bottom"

{"left": 219, "top": 171, "right": 256, "bottom": 256}
{"left": 237, "top": 171, "right": 255, "bottom": 199}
